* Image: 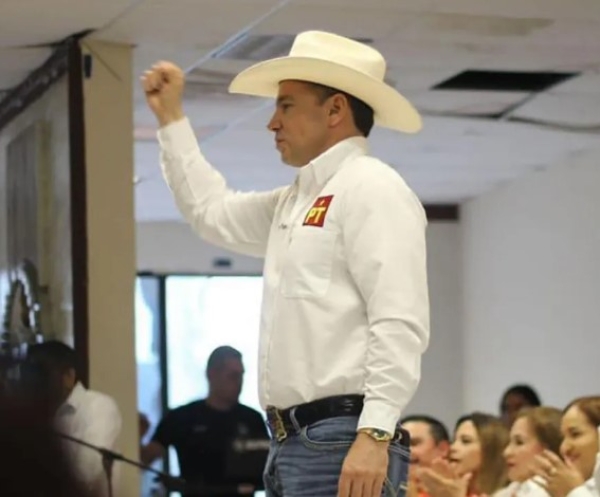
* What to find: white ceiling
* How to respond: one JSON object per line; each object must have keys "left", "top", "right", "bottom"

{"left": 2, "top": 0, "right": 600, "bottom": 221}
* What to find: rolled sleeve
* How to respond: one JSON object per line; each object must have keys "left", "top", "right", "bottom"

{"left": 342, "top": 167, "right": 430, "bottom": 434}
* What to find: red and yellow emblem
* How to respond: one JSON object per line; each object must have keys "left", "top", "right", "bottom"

{"left": 303, "top": 195, "right": 334, "bottom": 227}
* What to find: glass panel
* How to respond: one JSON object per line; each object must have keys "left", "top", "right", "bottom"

{"left": 165, "top": 275, "right": 264, "bottom": 493}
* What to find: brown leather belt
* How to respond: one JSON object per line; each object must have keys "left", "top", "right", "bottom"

{"left": 266, "top": 394, "right": 408, "bottom": 444}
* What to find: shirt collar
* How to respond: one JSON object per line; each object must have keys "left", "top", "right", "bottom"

{"left": 296, "top": 136, "right": 368, "bottom": 193}
{"left": 58, "top": 382, "right": 86, "bottom": 415}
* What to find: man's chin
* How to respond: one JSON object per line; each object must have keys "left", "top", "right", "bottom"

{"left": 279, "top": 153, "right": 294, "bottom": 166}
{"left": 281, "top": 156, "right": 305, "bottom": 168}
{"left": 276, "top": 149, "right": 301, "bottom": 167}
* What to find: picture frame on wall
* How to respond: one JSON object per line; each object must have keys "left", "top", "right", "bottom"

{"left": 2, "top": 121, "right": 52, "bottom": 353}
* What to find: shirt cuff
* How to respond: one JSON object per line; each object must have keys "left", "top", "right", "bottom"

{"left": 157, "top": 117, "right": 199, "bottom": 156}
{"left": 357, "top": 399, "right": 400, "bottom": 435}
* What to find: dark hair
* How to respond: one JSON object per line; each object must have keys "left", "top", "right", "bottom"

{"left": 206, "top": 346, "right": 242, "bottom": 372}
{"left": 401, "top": 414, "right": 450, "bottom": 443}
{"left": 306, "top": 82, "right": 375, "bottom": 137}
{"left": 26, "top": 340, "right": 78, "bottom": 378}
{"left": 500, "top": 384, "right": 541, "bottom": 411}
{"left": 455, "top": 412, "right": 509, "bottom": 495}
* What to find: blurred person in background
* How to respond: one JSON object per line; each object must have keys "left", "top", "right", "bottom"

{"left": 25, "top": 340, "right": 122, "bottom": 497}
{"left": 500, "top": 385, "right": 542, "bottom": 428}
{"left": 498, "top": 406, "right": 563, "bottom": 497}
{"left": 141, "top": 346, "right": 269, "bottom": 497}
{"left": 0, "top": 356, "right": 97, "bottom": 497}
{"left": 402, "top": 415, "right": 451, "bottom": 497}
{"left": 533, "top": 396, "right": 600, "bottom": 497}
{"left": 417, "top": 412, "right": 509, "bottom": 497}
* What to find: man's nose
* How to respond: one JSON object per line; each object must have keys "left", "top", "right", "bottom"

{"left": 267, "top": 112, "right": 281, "bottom": 131}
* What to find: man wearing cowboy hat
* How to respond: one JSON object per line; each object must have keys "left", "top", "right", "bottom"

{"left": 142, "top": 30, "right": 430, "bottom": 497}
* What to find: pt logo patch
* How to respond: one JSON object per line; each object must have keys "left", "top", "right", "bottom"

{"left": 303, "top": 195, "right": 334, "bottom": 227}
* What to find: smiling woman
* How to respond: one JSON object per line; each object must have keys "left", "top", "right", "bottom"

{"left": 531, "top": 397, "right": 600, "bottom": 497}
{"left": 561, "top": 397, "right": 600, "bottom": 482}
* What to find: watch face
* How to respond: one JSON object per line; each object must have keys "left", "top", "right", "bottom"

{"left": 374, "top": 430, "right": 389, "bottom": 439}
{"left": 363, "top": 428, "right": 391, "bottom": 441}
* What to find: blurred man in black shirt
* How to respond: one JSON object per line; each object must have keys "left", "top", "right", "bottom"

{"left": 141, "top": 346, "right": 269, "bottom": 496}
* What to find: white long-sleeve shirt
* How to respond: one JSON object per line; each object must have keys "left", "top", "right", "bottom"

{"left": 55, "top": 382, "right": 122, "bottom": 496}
{"left": 158, "top": 118, "right": 430, "bottom": 434}
{"left": 494, "top": 479, "right": 552, "bottom": 497}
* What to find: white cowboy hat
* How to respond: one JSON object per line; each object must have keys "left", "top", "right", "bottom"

{"left": 228, "top": 30, "right": 422, "bottom": 133}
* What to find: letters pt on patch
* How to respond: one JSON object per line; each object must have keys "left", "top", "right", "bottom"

{"left": 303, "top": 195, "right": 334, "bottom": 227}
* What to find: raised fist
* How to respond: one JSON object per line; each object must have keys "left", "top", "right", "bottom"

{"left": 141, "top": 61, "right": 185, "bottom": 127}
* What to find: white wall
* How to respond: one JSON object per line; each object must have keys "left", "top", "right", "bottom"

{"left": 461, "top": 150, "right": 600, "bottom": 413}
{"left": 136, "top": 220, "right": 464, "bottom": 429}
{"left": 409, "top": 223, "right": 464, "bottom": 427}
{"left": 137, "top": 221, "right": 264, "bottom": 275}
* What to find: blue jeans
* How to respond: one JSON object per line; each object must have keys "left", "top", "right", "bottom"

{"left": 263, "top": 416, "right": 409, "bottom": 497}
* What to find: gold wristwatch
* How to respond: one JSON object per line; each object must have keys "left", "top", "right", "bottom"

{"left": 358, "top": 428, "right": 393, "bottom": 442}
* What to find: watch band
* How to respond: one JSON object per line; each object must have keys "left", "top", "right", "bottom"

{"left": 358, "top": 428, "right": 393, "bottom": 442}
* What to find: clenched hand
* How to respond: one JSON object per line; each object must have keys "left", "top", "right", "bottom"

{"left": 140, "top": 61, "right": 186, "bottom": 127}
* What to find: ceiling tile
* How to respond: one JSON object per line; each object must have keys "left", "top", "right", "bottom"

{"left": 410, "top": 90, "right": 530, "bottom": 115}
{"left": 252, "top": 4, "right": 399, "bottom": 39}
{"left": 0, "top": 0, "right": 136, "bottom": 46}
{"left": 551, "top": 73, "right": 600, "bottom": 95}
{"left": 95, "top": 0, "right": 282, "bottom": 46}
{"left": 425, "top": 0, "right": 600, "bottom": 22}
{"left": 512, "top": 93, "right": 600, "bottom": 127}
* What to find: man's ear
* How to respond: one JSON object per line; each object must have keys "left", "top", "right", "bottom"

{"left": 438, "top": 440, "right": 451, "bottom": 458}
{"left": 327, "top": 94, "right": 349, "bottom": 125}
{"left": 65, "top": 367, "right": 77, "bottom": 388}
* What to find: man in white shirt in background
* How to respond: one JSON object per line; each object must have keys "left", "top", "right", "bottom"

{"left": 25, "top": 340, "right": 122, "bottom": 497}
{"left": 142, "top": 30, "right": 430, "bottom": 497}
